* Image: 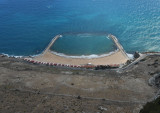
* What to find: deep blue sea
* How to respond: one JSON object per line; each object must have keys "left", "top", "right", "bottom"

{"left": 0, "top": 0, "right": 160, "bottom": 56}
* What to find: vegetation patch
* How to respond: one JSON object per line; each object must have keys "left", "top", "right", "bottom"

{"left": 140, "top": 97, "right": 160, "bottom": 113}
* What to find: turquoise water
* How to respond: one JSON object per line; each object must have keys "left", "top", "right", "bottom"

{"left": 51, "top": 34, "right": 117, "bottom": 56}
{"left": 0, "top": 0, "right": 160, "bottom": 56}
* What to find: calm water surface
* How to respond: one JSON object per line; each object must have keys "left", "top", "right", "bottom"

{"left": 51, "top": 34, "right": 117, "bottom": 56}
{"left": 0, "top": 0, "right": 160, "bottom": 56}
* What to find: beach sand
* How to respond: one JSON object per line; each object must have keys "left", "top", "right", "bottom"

{"left": 33, "top": 50, "right": 128, "bottom": 65}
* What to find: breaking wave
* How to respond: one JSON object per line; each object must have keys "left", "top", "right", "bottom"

{"left": 1, "top": 53, "right": 24, "bottom": 58}
{"left": 50, "top": 49, "right": 119, "bottom": 59}
{"left": 127, "top": 53, "right": 134, "bottom": 59}
{"left": 1, "top": 51, "right": 134, "bottom": 60}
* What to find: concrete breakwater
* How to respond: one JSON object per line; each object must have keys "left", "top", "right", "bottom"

{"left": 108, "top": 34, "right": 129, "bottom": 60}
{"left": 42, "top": 35, "right": 61, "bottom": 55}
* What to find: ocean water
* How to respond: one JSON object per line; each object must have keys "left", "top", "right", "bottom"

{"left": 0, "top": 0, "right": 160, "bottom": 56}
{"left": 51, "top": 33, "right": 117, "bottom": 56}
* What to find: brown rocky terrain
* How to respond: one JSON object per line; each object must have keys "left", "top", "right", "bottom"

{"left": 0, "top": 55, "right": 160, "bottom": 113}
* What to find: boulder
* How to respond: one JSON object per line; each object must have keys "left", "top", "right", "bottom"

{"left": 149, "top": 73, "right": 160, "bottom": 88}
{"left": 134, "top": 51, "right": 140, "bottom": 59}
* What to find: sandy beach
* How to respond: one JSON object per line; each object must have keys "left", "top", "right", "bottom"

{"left": 33, "top": 50, "right": 127, "bottom": 65}
{"left": 33, "top": 35, "right": 129, "bottom": 66}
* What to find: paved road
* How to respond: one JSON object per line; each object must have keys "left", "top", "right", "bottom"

{"left": 118, "top": 53, "right": 160, "bottom": 73}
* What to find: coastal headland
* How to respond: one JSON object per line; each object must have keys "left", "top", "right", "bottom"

{"left": 32, "top": 34, "right": 130, "bottom": 66}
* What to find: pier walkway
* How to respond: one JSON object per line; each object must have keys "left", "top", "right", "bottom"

{"left": 109, "top": 34, "right": 130, "bottom": 60}
{"left": 42, "top": 35, "right": 61, "bottom": 55}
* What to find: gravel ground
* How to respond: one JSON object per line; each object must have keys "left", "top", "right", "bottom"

{"left": 0, "top": 55, "right": 160, "bottom": 113}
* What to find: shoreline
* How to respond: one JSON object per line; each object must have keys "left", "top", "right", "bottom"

{"left": 1, "top": 52, "right": 160, "bottom": 70}
{"left": 49, "top": 49, "right": 119, "bottom": 59}
{"left": 1, "top": 33, "right": 159, "bottom": 68}
{"left": 32, "top": 34, "right": 130, "bottom": 66}
{"left": 33, "top": 49, "right": 127, "bottom": 66}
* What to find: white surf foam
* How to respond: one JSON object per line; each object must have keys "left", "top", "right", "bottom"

{"left": 1, "top": 53, "right": 24, "bottom": 58}
{"left": 31, "top": 53, "right": 42, "bottom": 57}
{"left": 77, "top": 33, "right": 93, "bottom": 37}
{"left": 127, "top": 53, "right": 134, "bottom": 59}
{"left": 50, "top": 49, "right": 119, "bottom": 59}
{"left": 106, "top": 36, "right": 110, "bottom": 40}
